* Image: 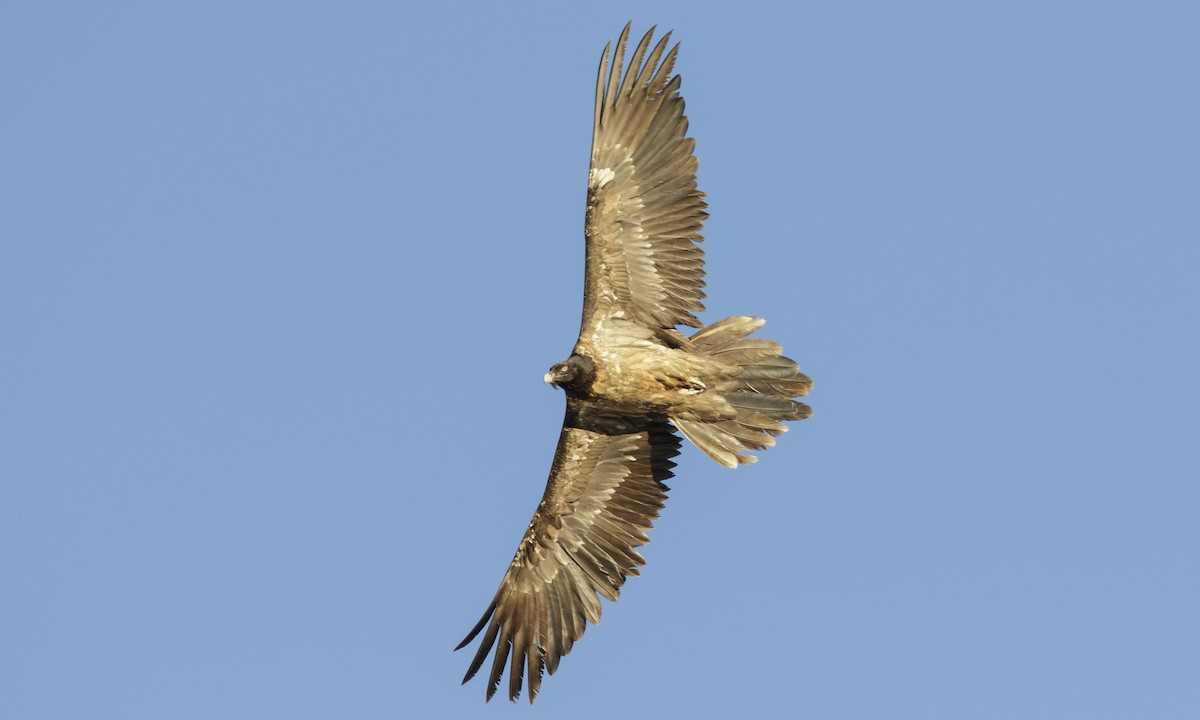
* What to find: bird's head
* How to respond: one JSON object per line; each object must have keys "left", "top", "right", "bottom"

{"left": 544, "top": 354, "right": 595, "bottom": 395}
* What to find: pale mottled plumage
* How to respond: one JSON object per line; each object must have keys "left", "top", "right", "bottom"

{"left": 457, "top": 24, "right": 812, "bottom": 703}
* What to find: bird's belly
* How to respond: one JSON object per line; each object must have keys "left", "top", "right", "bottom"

{"left": 589, "top": 347, "right": 729, "bottom": 419}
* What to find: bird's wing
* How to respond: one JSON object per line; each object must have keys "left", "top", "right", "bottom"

{"left": 580, "top": 23, "right": 708, "bottom": 336}
{"left": 456, "top": 401, "right": 681, "bottom": 703}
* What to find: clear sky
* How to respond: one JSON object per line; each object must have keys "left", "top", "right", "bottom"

{"left": 3, "top": 2, "right": 1198, "bottom": 718}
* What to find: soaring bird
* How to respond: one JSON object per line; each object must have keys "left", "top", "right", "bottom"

{"left": 456, "top": 23, "right": 813, "bottom": 703}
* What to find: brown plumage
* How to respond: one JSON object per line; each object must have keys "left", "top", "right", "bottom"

{"left": 456, "top": 23, "right": 813, "bottom": 702}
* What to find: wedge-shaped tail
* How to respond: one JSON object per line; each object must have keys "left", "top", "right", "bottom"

{"left": 673, "top": 316, "right": 812, "bottom": 467}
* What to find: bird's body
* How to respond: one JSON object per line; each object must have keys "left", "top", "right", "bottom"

{"left": 457, "top": 23, "right": 813, "bottom": 702}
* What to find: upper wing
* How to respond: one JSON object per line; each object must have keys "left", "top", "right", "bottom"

{"left": 456, "top": 401, "right": 681, "bottom": 703}
{"left": 581, "top": 24, "right": 708, "bottom": 335}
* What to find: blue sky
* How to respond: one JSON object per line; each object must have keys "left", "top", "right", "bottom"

{"left": 3, "top": 2, "right": 1198, "bottom": 718}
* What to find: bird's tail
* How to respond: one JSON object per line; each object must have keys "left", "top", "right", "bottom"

{"left": 671, "top": 316, "right": 812, "bottom": 468}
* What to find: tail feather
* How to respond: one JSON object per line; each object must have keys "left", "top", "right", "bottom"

{"left": 739, "top": 356, "right": 799, "bottom": 377}
{"left": 675, "top": 420, "right": 767, "bottom": 468}
{"left": 725, "top": 391, "right": 811, "bottom": 421}
{"left": 688, "top": 315, "right": 766, "bottom": 346}
{"left": 672, "top": 315, "right": 812, "bottom": 467}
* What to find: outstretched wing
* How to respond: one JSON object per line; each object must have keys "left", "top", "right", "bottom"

{"left": 456, "top": 402, "right": 681, "bottom": 703}
{"left": 581, "top": 23, "right": 708, "bottom": 335}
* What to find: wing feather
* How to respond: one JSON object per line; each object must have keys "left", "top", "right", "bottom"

{"left": 456, "top": 401, "right": 681, "bottom": 703}
{"left": 581, "top": 25, "right": 708, "bottom": 335}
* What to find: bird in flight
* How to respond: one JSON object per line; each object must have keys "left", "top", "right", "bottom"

{"left": 456, "top": 23, "right": 813, "bottom": 703}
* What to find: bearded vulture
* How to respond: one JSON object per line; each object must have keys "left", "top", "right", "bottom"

{"left": 456, "top": 23, "right": 813, "bottom": 702}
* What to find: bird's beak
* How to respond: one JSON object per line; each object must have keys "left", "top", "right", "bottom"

{"left": 543, "top": 373, "right": 554, "bottom": 384}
